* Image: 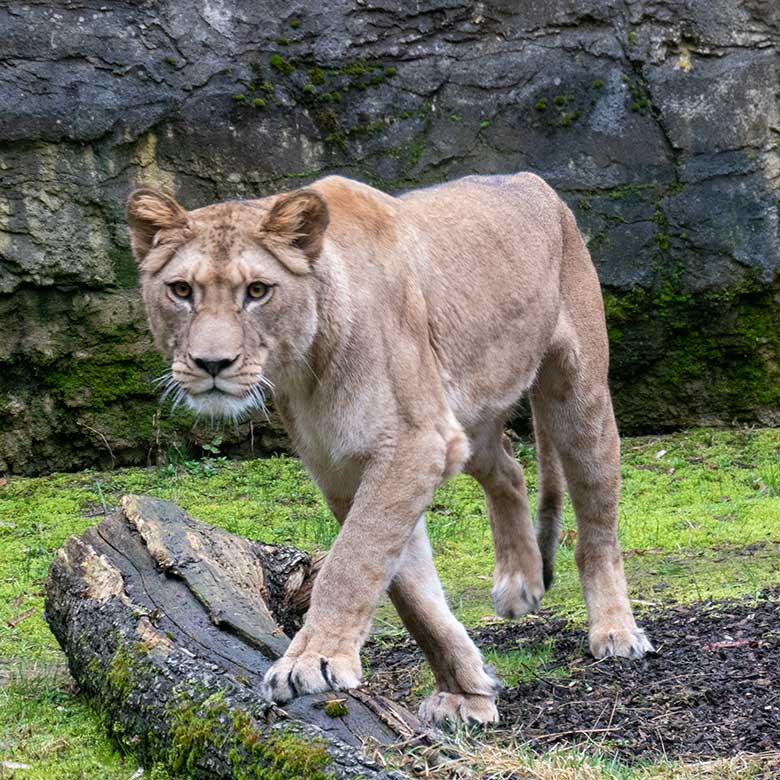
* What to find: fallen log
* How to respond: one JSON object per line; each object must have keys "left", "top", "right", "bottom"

{"left": 45, "top": 495, "right": 432, "bottom": 779}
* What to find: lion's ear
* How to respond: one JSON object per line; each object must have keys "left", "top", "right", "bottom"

{"left": 126, "top": 189, "right": 190, "bottom": 264}
{"left": 261, "top": 190, "right": 329, "bottom": 273}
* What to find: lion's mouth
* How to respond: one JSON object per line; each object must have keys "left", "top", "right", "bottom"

{"left": 182, "top": 387, "right": 265, "bottom": 421}
{"left": 159, "top": 370, "right": 272, "bottom": 421}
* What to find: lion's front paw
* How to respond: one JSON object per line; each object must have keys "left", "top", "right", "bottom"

{"left": 589, "top": 625, "right": 654, "bottom": 660}
{"left": 492, "top": 571, "right": 544, "bottom": 619}
{"left": 263, "top": 651, "right": 362, "bottom": 703}
{"left": 418, "top": 691, "right": 499, "bottom": 728}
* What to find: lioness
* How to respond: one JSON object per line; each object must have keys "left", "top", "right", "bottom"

{"left": 127, "top": 173, "right": 652, "bottom": 726}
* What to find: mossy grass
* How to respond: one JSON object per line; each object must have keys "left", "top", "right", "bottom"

{"left": 0, "top": 673, "right": 141, "bottom": 780}
{"left": 405, "top": 640, "right": 563, "bottom": 702}
{"left": 1, "top": 428, "right": 779, "bottom": 777}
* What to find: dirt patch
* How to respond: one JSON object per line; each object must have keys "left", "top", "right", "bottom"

{"left": 364, "top": 590, "right": 780, "bottom": 762}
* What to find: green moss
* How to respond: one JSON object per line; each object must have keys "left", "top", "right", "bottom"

{"left": 314, "top": 107, "right": 339, "bottom": 133}
{"left": 275, "top": 37, "right": 289, "bottom": 46}
{"left": 308, "top": 67, "right": 326, "bottom": 85}
{"left": 323, "top": 700, "right": 349, "bottom": 718}
{"left": 656, "top": 292, "right": 780, "bottom": 408}
{"left": 167, "top": 692, "right": 229, "bottom": 776}
{"left": 253, "top": 98, "right": 266, "bottom": 108}
{"left": 233, "top": 93, "right": 246, "bottom": 103}
{"left": 558, "top": 110, "right": 579, "bottom": 127}
{"left": 340, "top": 59, "right": 375, "bottom": 76}
{"left": 106, "top": 647, "right": 133, "bottom": 703}
{"left": 385, "top": 66, "right": 397, "bottom": 77}
{"left": 593, "top": 79, "right": 603, "bottom": 89}
{"left": 109, "top": 245, "right": 139, "bottom": 288}
{"left": 325, "top": 131, "right": 346, "bottom": 149}
{"left": 289, "top": 18, "right": 300, "bottom": 28}
{"left": 229, "top": 710, "right": 332, "bottom": 780}
{"left": 602, "top": 287, "right": 647, "bottom": 341}
{"left": 163, "top": 56, "right": 176, "bottom": 66}
{"left": 623, "top": 72, "right": 653, "bottom": 115}
{"left": 269, "top": 54, "right": 294, "bottom": 75}
{"left": 325, "top": 115, "right": 385, "bottom": 148}
{"left": 45, "top": 352, "right": 162, "bottom": 409}
{"left": 603, "top": 278, "right": 780, "bottom": 425}
{"left": 357, "top": 119, "right": 384, "bottom": 134}
{"left": 533, "top": 92, "right": 585, "bottom": 128}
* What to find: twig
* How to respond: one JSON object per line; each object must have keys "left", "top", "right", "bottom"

{"left": 80, "top": 423, "right": 116, "bottom": 468}
{"left": 7, "top": 607, "right": 36, "bottom": 628}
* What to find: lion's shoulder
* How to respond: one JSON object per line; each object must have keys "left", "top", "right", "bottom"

{"left": 310, "top": 176, "right": 398, "bottom": 245}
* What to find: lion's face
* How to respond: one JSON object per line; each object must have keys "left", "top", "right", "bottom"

{"left": 126, "top": 188, "right": 328, "bottom": 419}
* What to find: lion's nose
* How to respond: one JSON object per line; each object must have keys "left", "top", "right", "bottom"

{"left": 192, "top": 355, "right": 239, "bottom": 377}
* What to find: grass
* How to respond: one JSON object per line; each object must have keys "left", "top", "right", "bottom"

{"left": 400, "top": 737, "right": 780, "bottom": 780}
{"left": 1, "top": 427, "right": 779, "bottom": 778}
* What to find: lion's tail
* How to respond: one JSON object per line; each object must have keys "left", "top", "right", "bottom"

{"left": 531, "top": 413, "right": 565, "bottom": 590}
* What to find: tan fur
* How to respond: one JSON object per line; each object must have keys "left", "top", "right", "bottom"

{"left": 127, "top": 172, "right": 652, "bottom": 726}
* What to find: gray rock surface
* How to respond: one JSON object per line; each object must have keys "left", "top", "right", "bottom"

{"left": 1, "top": 0, "right": 778, "bottom": 473}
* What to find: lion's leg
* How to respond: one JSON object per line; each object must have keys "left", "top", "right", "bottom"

{"left": 262, "top": 429, "right": 461, "bottom": 704}
{"left": 388, "top": 516, "right": 499, "bottom": 726}
{"left": 531, "top": 350, "right": 653, "bottom": 659}
{"left": 467, "top": 428, "right": 545, "bottom": 619}
{"left": 320, "top": 497, "right": 498, "bottom": 726}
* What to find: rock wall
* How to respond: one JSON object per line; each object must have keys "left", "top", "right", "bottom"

{"left": 1, "top": 0, "right": 778, "bottom": 474}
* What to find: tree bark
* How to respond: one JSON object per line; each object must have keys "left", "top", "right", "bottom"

{"left": 45, "top": 495, "right": 431, "bottom": 779}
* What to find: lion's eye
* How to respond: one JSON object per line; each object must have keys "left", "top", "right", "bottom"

{"left": 170, "top": 281, "right": 192, "bottom": 300}
{"left": 247, "top": 281, "right": 270, "bottom": 300}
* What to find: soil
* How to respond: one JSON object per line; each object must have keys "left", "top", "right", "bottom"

{"left": 364, "top": 589, "right": 780, "bottom": 762}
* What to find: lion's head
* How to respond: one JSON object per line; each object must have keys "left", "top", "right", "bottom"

{"left": 126, "top": 187, "right": 329, "bottom": 419}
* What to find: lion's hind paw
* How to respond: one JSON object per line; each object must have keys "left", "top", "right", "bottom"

{"left": 418, "top": 690, "right": 499, "bottom": 728}
{"left": 590, "top": 626, "right": 654, "bottom": 660}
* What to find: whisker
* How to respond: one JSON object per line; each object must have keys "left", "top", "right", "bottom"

{"left": 248, "top": 384, "right": 271, "bottom": 424}
{"left": 171, "top": 385, "right": 188, "bottom": 412}
{"left": 258, "top": 374, "right": 275, "bottom": 393}
{"left": 291, "top": 345, "right": 320, "bottom": 385}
